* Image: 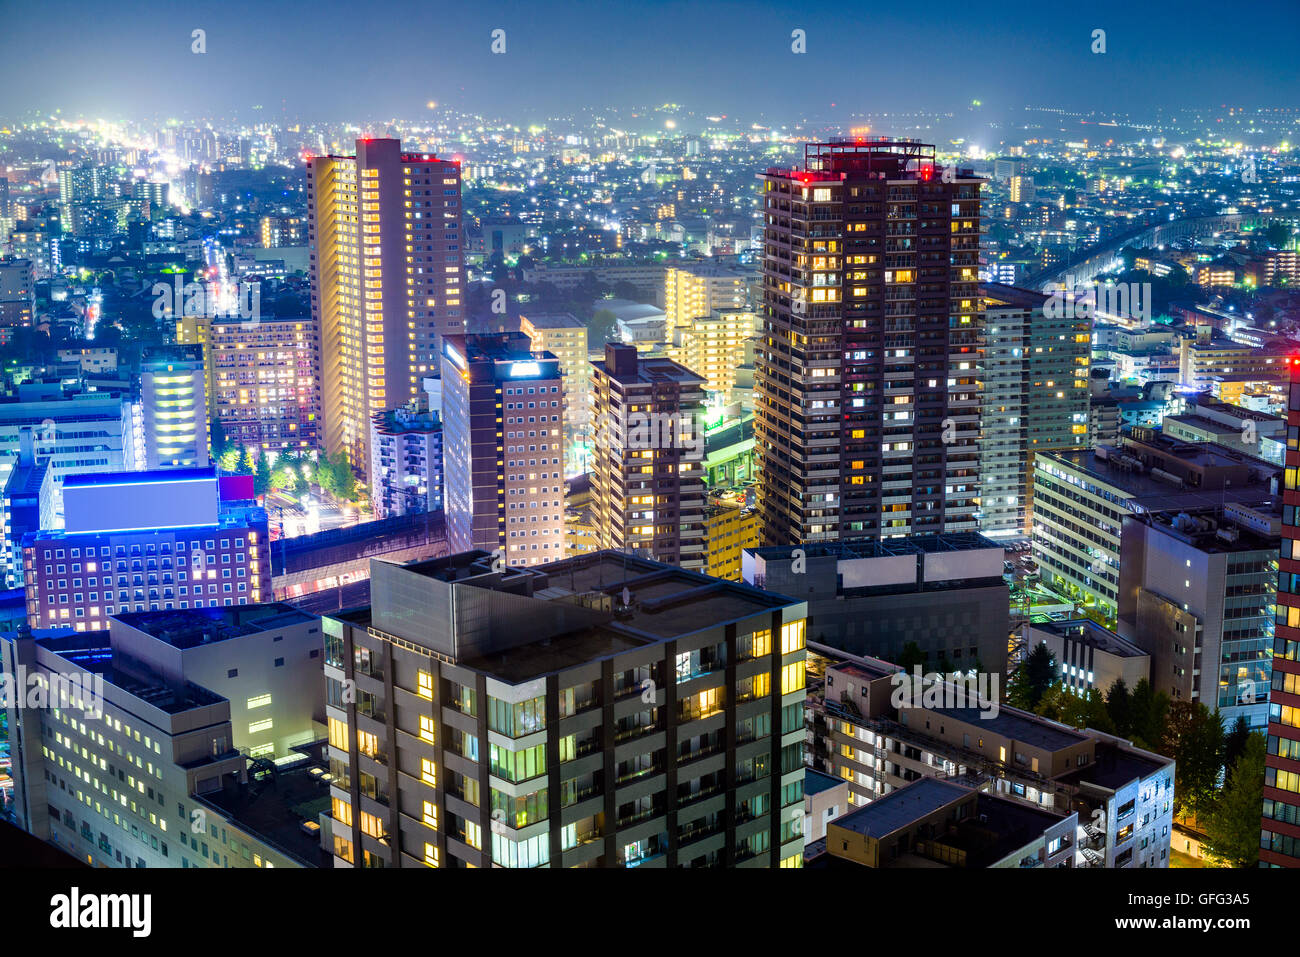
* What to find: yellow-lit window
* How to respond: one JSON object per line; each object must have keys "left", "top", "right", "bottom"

{"left": 328, "top": 717, "right": 349, "bottom": 750}
{"left": 419, "top": 715, "right": 436, "bottom": 743}
{"left": 751, "top": 629, "right": 772, "bottom": 658}
{"left": 358, "top": 730, "right": 379, "bottom": 759}
{"left": 360, "top": 810, "right": 384, "bottom": 839}
{"left": 417, "top": 670, "right": 434, "bottom": 699}
{"left": 332, "top": 797, "right": 353, "bottom": 827}
{"left": 421, "top": 758, "right": 437, "bottom": 787}
{"left": 781, "top": 619, "right": 806, "bottom": 655}
{"left": 422, "top": 801, "right": 438, "bottom": 830}
{"left": 781, "top": 661, "right": 806, "bottom": 695}
{"left": 424, "top": 842, "right": 440, "bottom": 868}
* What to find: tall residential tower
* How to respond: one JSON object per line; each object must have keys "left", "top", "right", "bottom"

{"left": 308, "top": 139, "right": 463, "bottom": 482}
{"left": 756, "top": 139, "right": 982, "bottom": 546}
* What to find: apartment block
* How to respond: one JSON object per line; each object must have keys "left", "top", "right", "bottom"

{"left": 441, "top": 333, "right": 564, "bottom": 567}
{"left": 664, "top": 260, "right": 750, "bottom": 337}
{"left": 807, "top": 647, "right": 1176, "bottom": 867}
{"left": 1263, "top": 360, "right": 1300, "bottom": 866}
{"left": 978, "top": 284, "right": 1090, "bottom": 537}
{"left": 1118, "top": 504, "right": 1279, "bottom": 728}
{"left": 519, "top": 311, "right": 590, "bottom": 431}
{"left": 308, "top": 139, "right": 463, "bottom": 480}
{"left": 0, "top": 257, "right": 34, "bottom": 343}
{"left": 323, "top": 549, "right": 809, "bottom": 868}
{"left": 369, "top": 402, "right": 443, "bottom": 519}
{"left": 757, "top": 139, "right": 982, "bottom": 545}
{"left": 590, "top": 343, "right": 706, "bottom": 570}
{"left": 667, "top": 307, "right": 760, "bottom": 397}
{"left": 178, "top": 314, "right": 320, "bottom": 451}
{"left": 1032, "top": 428, "right": 1279, "bottom": 624}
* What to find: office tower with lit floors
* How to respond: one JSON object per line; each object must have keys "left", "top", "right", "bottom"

{"left": 308, "top": 138, "right": 463, "bottom": 483}
{"left": 323, "top": 549, "right": 809, "bottom": 868}
{"left": 138, "top": 345, "right": 209, "bottom": 469}
{"left": 440, "top": 333, "right": 565, "bottom": 567}
{"left": 1264, "top": 358, "right": 1300, "bottom": 866}
{"left": 590, "top": 343, "right": 707, "bottom": 571}
{"left": 756, "top": 139, "right": 982, "bottom": 545}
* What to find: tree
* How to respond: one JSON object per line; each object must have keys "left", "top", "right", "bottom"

{"left": 1007, "top": 643, "right": 1057, "bottom": 711}
{"left": 588, "top": 308, "right": 618, "bottom": 345}
{"left": 209, "top": 417, "right": 232, "bottom": 464}
{"left": 237, "top": 445, "right": 255, "bottom": 476}
{"left": 1127, "top": 678, "right": 1170, "bottom": 751}
{"left": 1202, "top": 732, "right": 1266, "bottom": 867}
{"left": 254, "top": 452, "right": 273, "bottom": 498}
{"left": 1223, "top": 716, "right": 1253, "bottom": 772}
{"left": 1160, "top": 701, "right": 1225, "bottom": 817}
{"left": 1105, "top": 678, "right": 1132, "bottom": 736}
{"left": 895, "top": 641, "right": 925, "bottom": 672}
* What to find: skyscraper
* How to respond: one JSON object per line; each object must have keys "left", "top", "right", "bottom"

{"left": 756, "top": 139, "right": 982, "bottom": 546}
{"left": 308, "top": 139, "right": 463, "bottom": 483}
{"left": 1263, "top": 358, "right": 1300, "bottom": 866}
{"left": 440, "top": 333, "right": 565, "bottom": 567}
{"left": 978, "top": 284, "right": 1091, "bottom": 537}
{"left": 590, "top": 343, "right": 707, "bottom": 571}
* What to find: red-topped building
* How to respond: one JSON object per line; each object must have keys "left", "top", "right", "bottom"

{"left": 1263, "top": 356, "right": 1300, "bottom": 866}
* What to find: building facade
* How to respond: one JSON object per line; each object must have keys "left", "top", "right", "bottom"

{"left": 756, "top": 140, "right": 983, "bottom": 546}
{"left": 323, "top": 549, "right": 809, "bottom": 868}
{"left": 590, "top": 343, "right": 706, "bottom": 571}
{"left": 441, "top": 333, "right": 564, "bottom": 567}
{"left": 308, "top": 139, "right": 463, "bottom": 480}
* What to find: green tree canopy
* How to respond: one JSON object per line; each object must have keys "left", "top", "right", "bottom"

{"left": 1007, "top": 643, "right": 1057, "bottom": 711}
{"left": 1203, "top": 732, "right": 1266, "bottom": 867}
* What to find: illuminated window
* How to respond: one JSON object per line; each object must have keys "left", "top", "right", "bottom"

{"left": 419, "top": 715, "right": 436, "bottom": 743}
{"left": 421, "top": 758, "right": 437, "bottom": 787}
{"left": 424, "top": 842, "right": 439, "bottom": 868}
{"left": 417, "top": 670, "right": 434, "bottom": 700}
{"left": 422, "top": 801, "right": 438, "bottom": 830}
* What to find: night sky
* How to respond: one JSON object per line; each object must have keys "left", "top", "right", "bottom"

{"left": 1, "top": 0, "right": 1297, "bottom": 125}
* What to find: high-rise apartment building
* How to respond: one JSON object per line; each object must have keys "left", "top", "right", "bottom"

{"left": 323, "top": 549, "right": 809, "bottom": 868}
{"left": 519, "top": 311, "right": 590, "bottom": 431}
{"left": 756, "top": 139, "right": 982, "bottom": 546}
{"left": 440, "top": 333, "right": 564, "bottom": 567}
{"left": 178, "top": 314, "right": 320, "bottom": 451}
{"left": 308, "top": 139, "right": 463, "bottom": 481}
{"left": 1263, "top": 359, "right": 1300, "bottom": 866}
{"left": 978, "top": 284, "right": 1091, "bottom": 537}
{"left": 664, "top": 261, "right": 750, "bottom": 336}
{"left": 590, "top": 343, "right": 706, "bottom": 571}
{"left": 668, "top": 307, "right": 760, "bottom": 397}
{"left": 138, "top": 345, "right": 209, "bottom": 469}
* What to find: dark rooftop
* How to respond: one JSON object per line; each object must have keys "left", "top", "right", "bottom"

{"left": 1059, "top": 741, "right": 1170, "bottom": 791}
{"left": 113, "top": 602, "right": 316, "bottom": 649}
{"left": 833, "top": 778, "right": 972, "bottom": 839}
{"left": 921, "top": 704, "right": 1089, "bottom": 752}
